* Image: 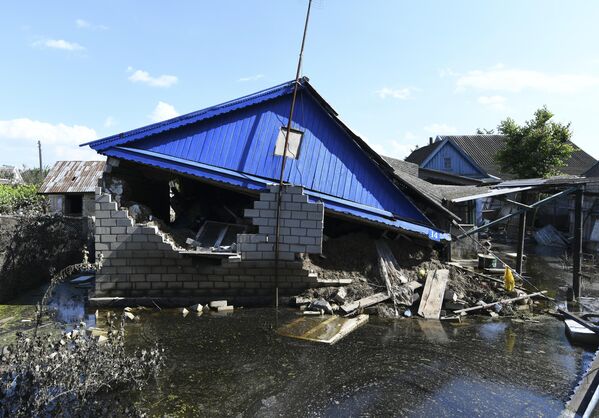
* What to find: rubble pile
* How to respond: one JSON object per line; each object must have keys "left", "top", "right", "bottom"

{"left": 296, "top": 233, "right": 543, "bottom": 319}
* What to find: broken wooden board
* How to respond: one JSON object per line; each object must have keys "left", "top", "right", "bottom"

{"left": 563, "top": 348, "right": 599, "bottom": 417}
{"left": 277, "top": 314, "right": 369, "bottom": 345}
{"left": 340, "top": 292, "right": 389, "bottom": 314}
{"left": 417, "top": 269, "right": 449, "bottom": 319}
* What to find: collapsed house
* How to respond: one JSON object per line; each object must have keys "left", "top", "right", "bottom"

{"left": 81, "top": 77, "right": 461, "bottom": 305}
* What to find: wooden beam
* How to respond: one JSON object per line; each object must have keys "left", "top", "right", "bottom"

{"left": 418, "top": 269, "right": 449, "bottom": 319}
{"left": 340, "top": 292, "right": 390, "bottom": 314}
{"left": 452, "top": 291, "right": 547, "bottom": 314}
{"left": 516, "top": 204, "right": 527, "bottom": 273}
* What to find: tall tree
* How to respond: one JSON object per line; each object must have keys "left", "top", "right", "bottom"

{"left": 496, "top": 106, "right": 574, "bottom": 178}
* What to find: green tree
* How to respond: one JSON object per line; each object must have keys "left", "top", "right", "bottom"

{"left": 496, "top": 106, "right": 574, "bottom": 178}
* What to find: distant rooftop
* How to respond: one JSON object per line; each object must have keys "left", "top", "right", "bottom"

{"left": 39, "top": 161, "right": 105, "bottom": 194}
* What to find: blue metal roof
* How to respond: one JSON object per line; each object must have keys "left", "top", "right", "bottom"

{"left": 83, "top": 78, "right": 450, "bottom": 242}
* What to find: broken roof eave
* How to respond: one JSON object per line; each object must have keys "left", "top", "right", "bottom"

{"left": 450, "top": 186, "right": 534, "bottom": 203}
{"left": 104, "top": 146, "right": 450, "bottom": 242}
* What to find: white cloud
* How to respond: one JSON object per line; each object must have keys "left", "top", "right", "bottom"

{"left": 375, "top": 87, "right": 414, "bottom": 100}
{"left": 456, "top": 66, "right": 599, "bottom": 94}
{"left": 478, "top": 95, "right": 507, "bottom": 111}
{"left": 128, "top": 68, "right": 178, "bottom": 88}
{"left": 424, "top": 123, "right": 458, "bottom": 134}
{"left": 103, "top": 116, "right": 116, "bottom": 128}
{"left": 238, "top": 74, "right": 264, "bottom": 82}
{"left": 33, "top": 39, "right": 85, "bottom": 51}
{"left": 0, "top": 118, "right": 103, "bottom": 165}
{"left": 76, "top": 19, "right": 108, "bottom": 30}
{"left": 149, "top": 101, "right": 179, "bottom": 122}
{"left": 438, "top": 67, "right": 458, "bottom": 78}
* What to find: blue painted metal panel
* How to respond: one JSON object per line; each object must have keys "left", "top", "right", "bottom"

{"left": 104, "top": 147, "right": 449, "bottom": 242}
{"left": 423, "top": 141, "right": 485, "bottom": 178}
{"left": 131, "top": 92, "right": 427, "bottom": 224}
{"left": 84, "top": 79, "right": 453, "bottom": 239}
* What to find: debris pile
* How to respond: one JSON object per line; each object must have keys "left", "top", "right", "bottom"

{"left": 295, "top": 233, "right": 546, "bottom": 320}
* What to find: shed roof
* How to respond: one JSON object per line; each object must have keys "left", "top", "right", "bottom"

{"left": 39, "top": 160, "right": 105, "bottom": 194}
{"left": 405, "top": 135, "right": 596, "bottom": 180}
{"left": 584, "top": 162, "right": 599, "bottom": 178}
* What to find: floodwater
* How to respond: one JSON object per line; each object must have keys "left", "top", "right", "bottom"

{"left": 124, "top": 308, "right": 591, "bottom": 417}
{"left": 0, "top": 253, "right": 596, "bottom": 417}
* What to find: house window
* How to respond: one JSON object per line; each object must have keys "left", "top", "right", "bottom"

{"left": 65, "top": 195, "right": 83, "bottom": 215}
{"left": 444, "top": 157, "right": 452, "bottom": 170}
{"left": 274, "top": 127, "right": 303, "bottom": 158}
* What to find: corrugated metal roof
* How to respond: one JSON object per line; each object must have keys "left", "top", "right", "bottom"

{"left": 38, "top": 161, "right": 105, "bottom": 194}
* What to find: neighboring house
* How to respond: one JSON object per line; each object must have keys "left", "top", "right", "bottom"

{"left": 0, "top": 165, "right": 24, "bottom": 185}
{"left": 39, "top": 161, "right": 106, "bottom": 216}
{"left": 406, "top": 135, "right": 597, "bottom": 182}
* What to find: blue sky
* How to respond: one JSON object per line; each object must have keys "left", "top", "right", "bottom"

{"left": 2, "top": 1, "right": 599, "bottom": 168}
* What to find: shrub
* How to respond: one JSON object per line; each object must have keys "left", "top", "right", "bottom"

{"left": 0, "top": 184, "right": 46, "bottom": 215}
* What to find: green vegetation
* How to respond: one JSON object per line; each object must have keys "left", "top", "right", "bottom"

{"left": 496, "top": 106, "right": 574, "bottom": 179}
{"left": 0, "top": 184, "right": 46, "bottom": 214}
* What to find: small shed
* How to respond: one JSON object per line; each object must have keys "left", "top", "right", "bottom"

{"left": 39, "top": 161, "right": 105, "bottom": 216}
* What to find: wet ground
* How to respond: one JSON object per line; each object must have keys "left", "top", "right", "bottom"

{"left": 0, "top": 247, "right": 597, "bottom": 417}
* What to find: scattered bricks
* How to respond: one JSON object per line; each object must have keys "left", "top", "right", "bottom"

{"left": 209, "top": 300, "right": 228, "bottom": 308}
{"left": 216, "top": 305, "right": 234, "bottom": 312}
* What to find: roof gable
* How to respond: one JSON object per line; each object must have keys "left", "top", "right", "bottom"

{"left": 84, "top": 79, "right": 451, "bottom": 238}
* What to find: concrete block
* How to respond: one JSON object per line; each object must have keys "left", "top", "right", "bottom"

{"left": 259, "top": 226, "right": 275, "bottom": 235}
{"left": 306, "top": 228, "right": 322, "bottom": 238}
{"left": 244, "top": 208, "right": 260, "bottom": 218}
{"left": 254, "top": 201, "right": 270, "bottom": 209}
{"left": 95, "top": 243, "right": 109, "bottom": 251}
{"left": 300, "top": 220, "right": 317, "bottom": 229}
{"left": 259, "top": 192, "right": 276, "bottom": 202}
{"left": 282, "top": 219, "right": 300, "bottom": 228}
{"left": 306, "top": 245, "right": 322, "bottom": 254}
{"left": 292, "top": 194, "right": 308, "bottom": 203}
{"left": 116, "top": 219, "right": 133, "bottom": 227}
{"left": 291, "top": 211, "right": 308, "bottom": 220}
{"left": 111, "top": 226, "right": 126, "bottom": 234}
{"left": 101, "top": 202, "right": 118, "bottom": 211}
{"left": 95, "top": 210, "right": 110, "bottom": 219}
{"left": 257, "top": 243, "right": 274, "bottom": 252}
{"left": 131, "top": 235, "right": 148, "bottom": 242}
{"left": 111, "top": 210, "right": 129, "bottom": 219}
{"left": 299, "top": 236, "right": 316, "bottom": 245}
{"left": 101, "top": 234, "right": 117, "bottom": 243}
{"left": 96, "top": 227, "right": 111, "bottom": 235}
{"left": 307, "top": 211, "right": 323, "bottom": 221}
{"left": 290, "top": 228, "right": 306, "bottom": 237}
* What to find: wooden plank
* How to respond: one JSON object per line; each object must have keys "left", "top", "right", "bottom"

{"left": 417, "top": 269, "right": 449, "bottom": 319}
{"left": 277, "top": 314, "right": 369, "bottom": 345}
{"left": 453, "top": 291, "right": 547, "bottom": 314}
{"left": 340, "top": 292, "right": 389, "bottom": 314}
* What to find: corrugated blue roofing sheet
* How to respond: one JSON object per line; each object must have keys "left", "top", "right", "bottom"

{"left": 83, "top": 78, "right": 450, "bottom": 242}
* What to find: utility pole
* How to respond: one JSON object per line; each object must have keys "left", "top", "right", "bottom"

{"left": 37, "top": 140, "right": 43, "bottom": 173}
{"left": 273, "top": 0, "right": 313, "bottom": 308}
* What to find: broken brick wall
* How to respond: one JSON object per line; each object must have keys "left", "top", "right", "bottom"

{"left": 93, "top": 184, "right": 324, "bottom": 302}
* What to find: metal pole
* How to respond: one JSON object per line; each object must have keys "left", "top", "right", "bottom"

{"left": 573, "top": 188, "right": 584, "bottom": 299}
{"left": 38, "top": 140, "right": 42, "bottom": 173}
{"left": 457, "top": 187, "right": 578, "bottom": 239}
{"left": 515, "top": 191, "right": 527, "bottom": 274}
{"left": 274, "top": 0, "right": 313, "bottom": 307}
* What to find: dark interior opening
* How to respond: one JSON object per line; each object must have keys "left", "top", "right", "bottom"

{"left": 65, "top": 194, "right": 83, "bottom": 215}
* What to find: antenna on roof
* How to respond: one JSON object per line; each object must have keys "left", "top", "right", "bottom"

{"left": 273, "top": 0, "right": 314, "bottom": 308}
